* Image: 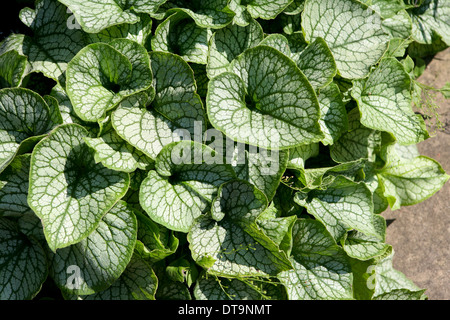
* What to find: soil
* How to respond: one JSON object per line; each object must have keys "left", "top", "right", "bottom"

{"left": 382, "top": 47, "right": 450, "bottom": 300}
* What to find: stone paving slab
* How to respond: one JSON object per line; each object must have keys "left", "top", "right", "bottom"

{"left": 382, "top": 48, "right": 450, "bottom": 300}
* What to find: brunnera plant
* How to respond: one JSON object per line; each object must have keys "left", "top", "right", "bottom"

{"left": 0, "top": 0, "right": 449, "bottom": 300}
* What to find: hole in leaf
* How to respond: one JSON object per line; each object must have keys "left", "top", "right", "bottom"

{"left": 169, "top": 42, "right": 181, "bottom": 56}
{"left": 0, "top": 1, "right": 34, "bottom": 42}
{"left": 33, "top": 277, "right": 64, "bottom": 301}
{"left": 304, "top": 144, "right": 336, "bottom": 168}
{"left": 257, "top": 17, "right": 285, "bottom": 34}
{"left": 145, "top": 101, "right": 154, "bottom": 112}
{"left": 244, "top": 93, "right": 262, "bottom": 112}
{"left": 21, "top": 72, "right": 56, "bottom": 96}
{"left": 168, "top": 174, "right": 179, "bottom": 185}
{"left": 121, "top": 0, "right": 133, "bottom": 11}
{"left": 184, "top": 0, "right": 200, "bottom": 11}
{"left": 104, "top": 82, "right": 121, "bottom": 94}
{"left": 386, "top": 219, "right": 396, "bottom": 227}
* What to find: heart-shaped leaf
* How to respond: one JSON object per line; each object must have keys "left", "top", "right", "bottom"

{"left": 408, "top": 0, "right": 450, "bottom": 45}
{"left": 140, "top": 141, "right": 236, "bottom": 232}
{"left": 277, "top": 219, "right": 353, "bottom": 300}
{"left": 58, "top": 0, "right": 167, "bottom": 33}
{"left": 0, "top": 217, "right": 48, "bottom": 300}
{"left": 28, "top": 124, "right": 130, "bottom": 251}
{"left": 341, "top": 215, "right": 389, "bottom": 261}
{"left": 0, "top": 88, "right": 56, "bottom": 174}
{"left": 189, "top": 180, "right": 292, "bottom": 277}
{"left": 207, "top": 45, "right": 323, "bottom": 149}
{"left": 0, "top": 155, "right": 33, "bottom": 217}
{"left": 69, "top": 251, "right": 158, "bottom": 300}
{"left": 295, "top": 176, "right": 379, "bottom": 242}
{"left": 206, "top": 19, "right": 264, "bottom": 78}
{"left": 152, "top": 12, "right": 212, "bottom": 64}
{"left": 241, "top": 0, "right": 294, "bottom": 20}
{"left": 19, "top": 0, "right": 87, "bottom": 82}
{"left": 66, "top": 39, "right": 152, "bottom": 122}
{"left": 112, "top": 51, "right": 206, "bottom": 160}
{"left": 303, "top": 0, "right": 389, "bottom": 79}
{"left": 377, "top": 155, "right": 449, "bottom": 210}
{"left": 351, "top": 58, "right": 429, "bottom": 145}
{"left": 86, "top": 13, "right": 153, "bottom": 47}
{"left": 160, "top": 0, "right": 235, "bottom": 29}
{"left": 49, "top": 201, "right": 137, "bottom": 295}
{"left": 294, "top": 37, "right": 337, "bottom": 90}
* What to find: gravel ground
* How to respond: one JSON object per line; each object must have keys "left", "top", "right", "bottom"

{"left": 382, "top": 47, "right": 450, "bottom": 300}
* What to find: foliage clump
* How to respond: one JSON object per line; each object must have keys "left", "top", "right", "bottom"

{"left": 0, "top": 0, "right": 449, "bottom": 300}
